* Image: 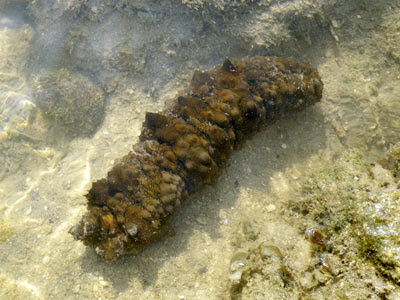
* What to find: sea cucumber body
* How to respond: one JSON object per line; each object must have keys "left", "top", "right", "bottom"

{"left": 70, "top": 56, "right": 323, "bottom": 261}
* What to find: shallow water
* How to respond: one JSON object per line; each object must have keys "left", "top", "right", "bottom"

{"left": 1, "top": 1, "right": 400, "bottom": 299}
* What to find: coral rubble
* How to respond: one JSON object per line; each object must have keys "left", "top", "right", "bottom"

{"left": 70, "top": 56, "right": 323, "bottom": 261}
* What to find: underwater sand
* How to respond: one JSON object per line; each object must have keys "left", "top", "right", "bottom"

{"left": 1, "top": 1, "right": 400, "bottom": 299}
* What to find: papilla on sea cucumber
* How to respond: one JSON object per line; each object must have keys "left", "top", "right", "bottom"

{"left": 69, "top": 56, "right": 323, "bottom": 261}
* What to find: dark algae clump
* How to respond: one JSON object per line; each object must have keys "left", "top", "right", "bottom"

{"left": 70, "top": 56, "right": 323, "bottom": 261}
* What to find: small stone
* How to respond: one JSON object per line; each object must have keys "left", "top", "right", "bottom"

{"left": 333, "top": 122, "right": 346, "bottom": 139}
{"left": 127, "top": 224, "right": 138, "bottom": 237}
{"left": 33, "top": 69, "right": 105, "bottom": 138}
{"left": 281, "top": 143, "right": 287, "bottom": 149}
{"left": 42, "top": 256, "right": 50, "bottom": 264}
{"left": 377, "top": 140, "right": 386, "bottom": 146}
{"left": 198, "top": 266, "right": 208, "bottom": 274}
{"left": 0, "top": 131, "right": 8, "bottom": 141}
{"left": 299, "top": 271, "right": 317, "bottom": 289}
{"left": 266, "top": 204, "right": 276, "bottom": 212}
{"left": 99, "top": 279, "right": 107, "bottom": 287}
{"left": 72, "top": 285, "right": 80, "bottom": 294}
{"left": 229, "top": 270, "right": 242, "bottom": 281}
{"left": 197, "top": 217, "right": 207, "bottom": 225}
{"left": 314, "top": 269, "right": 330, "bottom": 283}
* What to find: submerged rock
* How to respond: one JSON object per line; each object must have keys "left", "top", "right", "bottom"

{"left": 33, "top": 69, "right": 105, "bottom": 137}
{"left": 362, "top": 188, "right": 400, "bottom": 282}
{"left": 227, "top": 145, "right": 400, "bottom": 299}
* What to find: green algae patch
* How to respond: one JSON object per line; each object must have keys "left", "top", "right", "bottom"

{"left": 290, "top": 149, "right": 371, "bottom": 233}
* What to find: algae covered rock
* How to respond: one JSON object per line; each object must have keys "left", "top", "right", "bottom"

{"left": 360, "top": 143, "right": 400, "bottom": 282}
{"left": 362, "top": 188, "right": 400, "bottom": 282}
{"left": 226, "top": 146, "right": 400, "bottom": 300}
{"left": 33, "top": 69, "right": 105, "bottom": 137}
{"left": 229, "top": 243, "right": 300, "bottom": 300}
{"left": 285, "top": 145, "right": 400, "bottom": 296}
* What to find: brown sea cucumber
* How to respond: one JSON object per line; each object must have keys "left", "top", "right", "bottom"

{"left": 70, "top": 56, "right": 323, "bottom": 261}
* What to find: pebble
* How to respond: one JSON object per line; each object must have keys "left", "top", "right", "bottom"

{"left": 299, "top": 271, "right": 317, "bottom": 289}
{"left": 266, "top": 204, "right": 276, "bottom": 212}
{"left": 196, "top": 217, "right": 207, "bottom": 225}
{"left": 99, "top": 278, "right": 107, "bottom": 287}
{"left": 229, "top": 270, "right": 242, "bottom": 281}
{"left": 42, "top": 255, "right": 50, "bottom": 264}
{"left": 331, "top": 19, "right": 339, "bottom": 28}
{"left": 72, "top": 285, "right": 80, "bottom": 294}
{"left": 0, "top": 131, "right": 8, "bottom": 141}
{"left": 281, "top": 143, "right": 287, "bottom": 149}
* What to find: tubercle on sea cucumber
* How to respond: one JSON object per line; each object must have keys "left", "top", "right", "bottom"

{"left": 69, "top": 56, "right": 323, "bottom": 261}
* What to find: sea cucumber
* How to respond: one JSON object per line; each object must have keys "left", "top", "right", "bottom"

{"left": 69, "top": 56, "right": 323, "bottom": 261}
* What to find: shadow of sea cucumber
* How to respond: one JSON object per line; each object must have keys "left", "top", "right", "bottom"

{"left": 69, "top": 56, "right": 323, "bottom": 261}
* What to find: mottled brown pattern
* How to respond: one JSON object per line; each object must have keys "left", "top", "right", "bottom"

{"left": 70, "top": 56, "right": 323, "bottom": 261}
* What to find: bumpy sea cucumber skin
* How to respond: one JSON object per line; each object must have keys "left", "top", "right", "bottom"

{"left": 70, "top": 56, "right": 323, "bottom": 261}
